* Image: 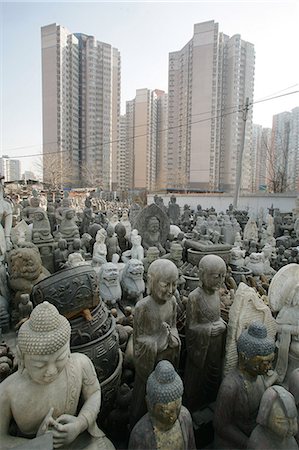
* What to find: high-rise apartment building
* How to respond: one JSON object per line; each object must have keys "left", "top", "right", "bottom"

{"left": 125, "top": 89, "right": 168, "bottom": 191}
{"left": 41, "top": 23, "right": 120, "bottom": 189}
{"left": 0, "top": 156, "right": 21, "bottom": 181}
{"left": 167, "top": 20, "right": 255, "bottom": 192}
{"left": 271, "top": 107, "right": 299, "bottom": 192}
{"left": 251, "top": 125, "right": 272, "bottom": 191}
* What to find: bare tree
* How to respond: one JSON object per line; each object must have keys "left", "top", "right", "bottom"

{"left": 34, "top": 153, "right": 73, "bottom": 190}
{"left": 80, "top": 161, "right": 103, "bottom": 189}
{"left": 257, "top": 125, "right": 291, "bottom": 193}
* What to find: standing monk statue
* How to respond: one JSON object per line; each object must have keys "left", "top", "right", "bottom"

{"left": 184, "top": 254, "right": 227, "bottom": 412}
{"left": 130, "top": 259, "right": 181, "bottom": 428}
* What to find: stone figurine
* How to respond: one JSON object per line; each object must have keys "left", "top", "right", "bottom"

{"left": 134, "top": 203, "right": 170, "bottom": 255}
{"left": 129, "top": 360, "right": 196, "bottom": 450}
{"left": 223, "top": 282, "right": 277, "bottom": 376}
{"left": 98, "top": 263, "right": 122, "bottom": 308}
{"left": 106, "top": 225, "right": 121, "bottom": 263}
{"left": 184, "top": 254, "right": 227, "bottom": 411}
{"left": 268, "top": 263, "right": 299, "bottom": 385}
{"left": 289, "top": 368, "right": 299, "bottom": 444}
{"left": 213, "top": 322, "right": 276, "bottom": 449}
{"left": 0, "top": 302, "right": 115, "bottom": 450}
{"left": 167, "top": 195, "right": 181, "bottom": 225}
{"left": 0, "top": 182, "right": 13, "bottom": 261}
{"left": 120, "top": 259, "right": 145, "bottom": 308}
{"left": 130, "top": 259, "right": 181, "bottom": 428}
{"left": 247, "top": 385, "right": 298, "bottom": 450}
{"left": 92, "top": 228, "right": 107, "bottom": 266}
{"left": 8, "top": 247, "right": 50, "bottom": 306}
{"left": 32, "top": 208, "right": 53, "bottom": 243}
{"left": 59, "top": 209, "right": 80, "bottom": 243}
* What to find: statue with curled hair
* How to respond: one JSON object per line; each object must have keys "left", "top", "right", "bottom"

{"left": 0, "top": 302, "right": 115, "bottom": 450}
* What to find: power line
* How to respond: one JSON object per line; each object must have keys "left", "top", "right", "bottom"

{"left": 4, "top": 89, "right": 299, "bottom": 159}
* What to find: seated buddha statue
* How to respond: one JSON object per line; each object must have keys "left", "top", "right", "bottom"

{"left": 0, "top": 302, "right": 115, "bottom": 450}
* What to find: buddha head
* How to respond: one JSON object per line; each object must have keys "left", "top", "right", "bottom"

{"left": 146, "top": 360, "right": 183, "bottom": 431}
{"left": 237, "top": 322, "right": 275, "bottom": 377}
{"left": 257, "top": 385, "right": 298, "bottom": 439}
{"left": 17, "top": 302, "right": 71, "bottom": 385}
{"left": 198, "top": 255, "right": 226, "bottom": 294}
{"left": 147, "top": 259, "right": 178, "bottom": 304}
{"left": 148, "top": 216, "right": 160, "bottom": 234}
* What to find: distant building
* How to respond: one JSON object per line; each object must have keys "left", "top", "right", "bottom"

{"left": 41, "top": 23, "right": 121, "bottom": 189}
{"left": 271, "top": 107, "right": 299, "bottom": 192}
{"left": 125, "top": 89, "right": 168, "bottom": 191}
{"left": 251, "top": 125, "right": 271, "bottom": 192}
{"left": 0, "top": 156, "right": 21, "bottom": 182}
{"left": 167, "top": 20, "right": 255, "bottom": 192}
{"left": 22, "top": 170, "right": 38, "bottom": 181}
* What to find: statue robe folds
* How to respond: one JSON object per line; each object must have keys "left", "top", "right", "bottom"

{"left": 184, "top": 287, "right": 226, "bottom": 411}
{"left": 130, "top": 296, "right": 181, "bottom": 426}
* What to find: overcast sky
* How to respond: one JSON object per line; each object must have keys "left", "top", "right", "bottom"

{"left": 1, "top": 0, "right": 299, "bottom": 174}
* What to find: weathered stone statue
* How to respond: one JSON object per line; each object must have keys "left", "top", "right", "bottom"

{"left": 247, "top": 385, "right": 298, "bottom": 450}
{"left": 80, "top": 198, "right": 93, "bottom": 235}
{"left": 224, "top": 282, "right": 277, "bottom": 376}
{"left": 243, "top": 217, "right": 259, "bottom": 242}
{"left": 120, "top": 209, "right": 132, "bottom": 239}
{"left": 32, "top": 208, "right": 53, "bottom": 243}
{"left": 134, "top": 204, "right": 170, "bottom": 256}
{"left": 59, "top": 209, "right": 80, "bottom": 243}
{"left": 120, "top": 259, "right": 145, "bottom": 307}
{"left": 21, "top": 195, "right": 41, "bottom": 224}
{"left": 289, "top": 368, "right": 299, "bottom": 444}
{"left": 129, "top": 360, "right": 196, "bottom": 450}
{"left": 130, "top": 259, "right": 181, "bottom": 427}
{"left": 142, "top": 246, "right": 160, "bottom": 280}
{"left": 18, "top": 293, "right": 33, "bottom": 320}
{"left": 0, "top": 182, "right": 13, "bottom": 261}
{"left": 54, "top": 238, "right": 69, "bottom": 271}
{"left": 214, "top": 322, "right": 276, "bottom": 449}
{"left": 269, "top": 263, "right": 299, "bottom": 385}
{"left": 106, "top": 225, "right": 121, "bottom": 262}
{"left": 99, "top": 262, "right": 122, "bottom": 308}
{"left": 8, "top": 246, "right": 50, "bottom": 306}
{"left": 0, "top": 302, "right": 115, "bottom": 449}
{"left": 168, "top": 195, "right": 181, "bottom": 225}
{"left": 92, "top": 228, "right": 107, "bottom": 266}
{"left": 184, "top": 254, "right": 227, "bottom": 411}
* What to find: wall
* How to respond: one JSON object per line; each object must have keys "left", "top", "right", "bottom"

{"left": 147, "top": 193, "right": 298, "bottom": 218}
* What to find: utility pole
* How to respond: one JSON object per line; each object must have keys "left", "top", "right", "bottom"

{"left": 233, "top": 97, "right": 250, "bottom": 209}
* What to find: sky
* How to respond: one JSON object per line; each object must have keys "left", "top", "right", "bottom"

{"left": 1, "top": 0, "right": 299, "bottom": 175}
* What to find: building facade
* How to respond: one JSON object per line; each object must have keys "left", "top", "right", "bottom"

{"left": 0, "top": 156, "right": 21, "bottom": 182}
{"left": 125, "top": 88, "right": 168, "bottom": 191}
{"left": 167, "top": 20, "right": 255, "bottom": 193}
{"left": 271, "top": 107, "right": 299, "bottom": 192}
{"left": 41, "top": 23, "right": 120, "bottom": 189}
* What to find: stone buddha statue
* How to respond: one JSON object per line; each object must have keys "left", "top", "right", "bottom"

{"left": 128, "top": 360, "right": 196, "bottom": 450}
{"left": 32, "top": 208, "right": 53, "bottom": 243}
{"left": 184, "top": 254, "right": 227, "bottom": 412}
{"left": 59, "top": 209, "right": 80, "bottom": 242}
{"left": 130, "top": 259, "right": 181, "bottom": 428}
{"left": 213, "top": 322, "right": 276, "bottom": 449}
{"left": 0, "top": 302, "right": 115, "bottom": 450}
{"left": 247, "top": 385, "right": 298, "bottom": 450}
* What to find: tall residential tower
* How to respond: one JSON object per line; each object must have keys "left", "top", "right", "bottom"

{"left": 167, "top": 20, "right": 255, "bottom": 192}
{"left": 41, "top": 23, "right": 120, "bottom": 189}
